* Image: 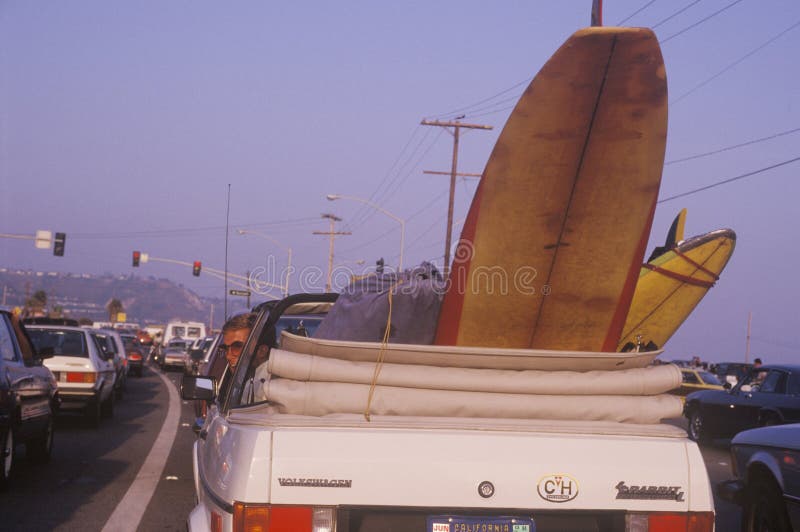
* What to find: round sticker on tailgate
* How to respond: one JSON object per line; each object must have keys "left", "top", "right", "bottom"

{"left": 537, "top": 474, "right": 578, "bottom": 503}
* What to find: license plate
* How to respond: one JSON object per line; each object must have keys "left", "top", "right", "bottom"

{"left": 427, "top": 515, "right": 535, "bottom": 532}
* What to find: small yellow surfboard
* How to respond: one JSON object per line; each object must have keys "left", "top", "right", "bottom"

{"left": 618, "top": 227, "right": 736, "bottom": 351}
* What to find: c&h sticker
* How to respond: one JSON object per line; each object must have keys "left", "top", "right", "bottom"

{"left": 537, "top": 473, "right": 578, "bottom": 503}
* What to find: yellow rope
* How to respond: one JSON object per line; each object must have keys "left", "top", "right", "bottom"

{"left": 364, "top": 279, "right": 403, "bottom": 421}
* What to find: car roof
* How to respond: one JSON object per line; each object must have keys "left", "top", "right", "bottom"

{"left": 759, "top": 364, "right": 800, "bottom": 372}
{"left": 26, "top": 324, "right": 90, "bottom": 334}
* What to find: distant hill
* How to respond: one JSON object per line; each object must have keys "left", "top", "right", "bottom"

{"left": 0, "top": 268, "right": 249, "bottom": 328}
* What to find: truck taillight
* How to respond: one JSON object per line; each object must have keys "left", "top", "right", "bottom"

{"left": 626, "top": 512, "right": 714, "bottom": 531}
{"left": 66, "top": 372, "right": 96, "bottom": 383}
{"left": 211, "top": 511, "right": 222, "bottom": 532}
{"left": 231, "top": 503, "right": 334, "bottom": 532}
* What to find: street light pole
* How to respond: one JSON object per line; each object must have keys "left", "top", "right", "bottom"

{"left": 236, "top": 229, "right": 293, "bottom": 297}
{"left": 326, "top": 194, "right": 405, "bottom": 273}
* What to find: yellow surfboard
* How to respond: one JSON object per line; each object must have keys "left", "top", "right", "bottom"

{"left": 618, "top": 227, "right": 736, "bottom": 351}
{"left": 435, "top": 27, "right": 668, "bottom": 351}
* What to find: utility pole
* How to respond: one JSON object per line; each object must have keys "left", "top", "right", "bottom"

{"left": 209, "top": 303, "right": 214, "bottom": 332}
{"left": 246, "top": 270, "right": 251, "bottom": 308}
{"left": 745, "top": 311, "right": 752, "bottom": 363}
{"left": 420, "top": 118, "right": 492, "bottom": 277}
{"left": 313, "top": 213, "right": 351, "bottom": 293}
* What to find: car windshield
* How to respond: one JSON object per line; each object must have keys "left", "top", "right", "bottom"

{"left": 275, "top": 316, "right": 323, "bottom": 344}
{"left": 28, "top": 329, "right": 88, "bottom": 357}
{"left": 697, "top": 371, "right": 721, "bottom": 385}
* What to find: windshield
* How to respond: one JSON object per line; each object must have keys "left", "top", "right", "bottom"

{"left": 697, "top": 371, "right": 721, "bottom": 385}
{"left": 172, "top": 326, "right": 186, "bottom": 337}
{"left": 28, "top": 329, "right": 88, "bottom": 357}
{"left": 224, "top": 297, "right": 336, "bottom": 411}
{"left": 187, "top": 327, "right": 201, "bottom": 337}
{"left": 275, "top": 316, "right": 323, "bottom": 343}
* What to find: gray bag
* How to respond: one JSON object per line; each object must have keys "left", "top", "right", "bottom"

{"left": 314, "top": 263, "right": 444, "bottom": 345}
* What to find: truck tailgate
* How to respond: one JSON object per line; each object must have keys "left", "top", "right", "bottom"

{"left": 268, "top": 423, "right": 706, "bottom": 513}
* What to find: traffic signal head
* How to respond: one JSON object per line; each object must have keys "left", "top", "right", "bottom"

{"left": 132, "top": 251, "right": 141, "bottom": 267}
{"left": 193, "top": 261, "right": 201, "bottom": 276}
{"left": 376, "top": 257, "right": 384, "bottom": 274}
{"left": 53, "top": 232, "right": 66, "bottom": 256}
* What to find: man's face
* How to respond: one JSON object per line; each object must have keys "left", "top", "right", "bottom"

{"left": 222, "top": 327, "right": 250, "bottom": 369}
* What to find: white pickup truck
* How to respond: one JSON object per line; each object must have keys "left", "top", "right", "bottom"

{"left": 181, "top": 293, "right": 715, "bottom": 532}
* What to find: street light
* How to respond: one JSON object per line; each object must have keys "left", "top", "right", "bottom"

{"left": 326, "top": 194, "right": 405, "bottom": 272}
{"left": 236, "top": 229, "right": 292, "bottom": 297}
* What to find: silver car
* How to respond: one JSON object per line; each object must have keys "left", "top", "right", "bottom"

{"left": 718, "top": 423, "right": 800, "bottom": 532}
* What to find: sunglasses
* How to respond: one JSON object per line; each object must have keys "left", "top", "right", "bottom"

{"left": 218, "top": 341, "right": 245, "bottom": 354}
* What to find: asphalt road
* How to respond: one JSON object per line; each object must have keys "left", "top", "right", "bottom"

{"left": 0, "top": 366, "right": 745, "bottom": 531}
{"left": 0, "top": 363, "right": 197, "bottom": 532}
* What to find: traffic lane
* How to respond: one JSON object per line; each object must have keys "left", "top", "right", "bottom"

{"left": 700, "top": 442, "right": 741, "bottom": 532}
{"left": 665, "top": 416, "right": 741, "bottom": 531}
{"left": 138, "top": 367, "right": 199, "bottom": 531}
{"left": 0, "top": 365, "right": 168, "bottom": 531}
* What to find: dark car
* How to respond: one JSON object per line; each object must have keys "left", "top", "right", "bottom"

{"left": 119, "top": 332, "right": 146, "bottom": 377}
{"left": 684, "top": 364, "right": 800, "bottom": 443}
{"left": 717, "top": 423, "right": 800, "bottom": 532}
{"left": 0, "top": 310, "right": 59, "bottom": 487}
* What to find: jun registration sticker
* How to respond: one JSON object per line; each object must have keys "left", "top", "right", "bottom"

{"left": 427, "top": 515, "right": 535, "bottom": 532}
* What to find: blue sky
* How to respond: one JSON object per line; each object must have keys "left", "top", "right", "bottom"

{"left": 2, "top": 1, "right": 799, "bottom": 364}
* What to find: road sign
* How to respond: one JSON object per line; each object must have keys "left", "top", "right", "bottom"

{"left": 35, "top": 230, "right": 52, "bottom": 249}
{"left": 229, "top": 289, "right": 251, "bottom": 297}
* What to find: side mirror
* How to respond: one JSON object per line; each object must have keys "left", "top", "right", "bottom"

{"left": 181, "top": 374, "right": 216, "bottom": 402}
{"left": 723, "top": 382, "right": 732, "bottom": 390}
{"left": 190, "top": 349, "right": 205, "bottom": 362}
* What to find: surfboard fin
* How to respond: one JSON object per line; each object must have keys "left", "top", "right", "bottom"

{"left": 647, "top": 208, "right": 687, "bottom": 262}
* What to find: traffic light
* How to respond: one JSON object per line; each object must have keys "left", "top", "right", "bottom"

{"left": 376, "top": 257, "right": 384, "bottom": 275}
{"left": 53, "top": 232, "right": 66, "bottom": 256}
{"left": 192, "top": 261, "right": 202, "bottom": 276}
{"left": 132, "top": 251, "right": 141, "bottom": 267}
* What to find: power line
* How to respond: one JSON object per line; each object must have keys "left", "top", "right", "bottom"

{"left": 665, "top": 126, "right": 800, "bottom": 165}
{"left": 660, "top": 0, "right": 746, "bottom": 44}
{"left": 651, "top": 0, "right": 702, "bottom": 29}
{"left": 658, "top": 155, "right": 800, "bottom": 203}
{"left": 463, "top": 93, "right": 522, "bottom": 118}
{"left": 347, "top": 125, "right": 424, "bottom": 227}
{"left": 468, "top": 103, "right": 517, "bottom": 120}
{"left": 617, "top": 0, "right": 659, "bottom": 25}
{"left": 373, "top": 129, "right": 445, "bottom": 212}
{"left": 349, "top": 128, "right": 445, "bottom": 231}
{"left": 339, "top": 188, "right": 452, "bottom": 257}
{"left": 671, "top": 18, "right": 800, "bottom": 105}
{"left": 348, "top": 128, "right": 436, "bottom": 229}
{"left": 425, "top": 77, "right": 532, "bottom": 120}
{"left": 70, "top": 216, "right": 320, "bottom": 240}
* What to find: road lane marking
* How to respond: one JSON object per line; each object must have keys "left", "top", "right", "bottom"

{"left": 102, "top": 369, "right": 181, "bottom": 532}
